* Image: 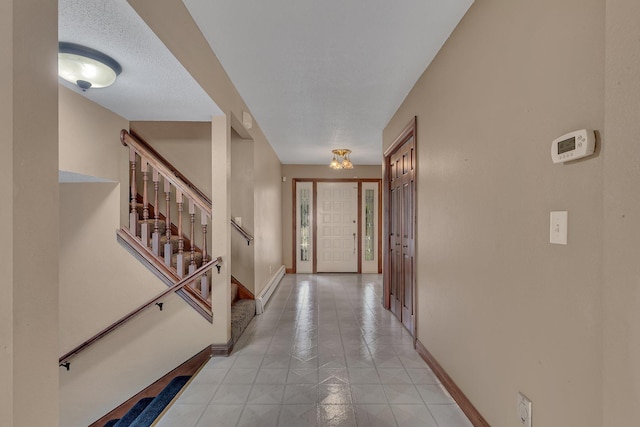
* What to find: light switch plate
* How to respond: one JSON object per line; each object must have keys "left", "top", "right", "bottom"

{"left": 550, "top": 211, "right": 568, "bottom": 245}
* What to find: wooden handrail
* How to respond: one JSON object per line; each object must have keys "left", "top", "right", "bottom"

{"left": 59, "top": 256, "right": 222, "bottom": 368}
{"left": 231, "top": 218, "right": 254, "bottom": 244}
{"left": 121, "top": 130, "right": 212, "bottom": 215}
{"left": 124, "top": 129, "right": 256, "bottom": 246}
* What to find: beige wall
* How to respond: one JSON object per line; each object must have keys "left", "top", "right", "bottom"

{"left": 603, "top": 0, "right": 640, "bottom": 425}
{"left": 230, "top": 131, "right": 255, "bottom": 291}
{"left": 58, "top": 89, "right": 214, "bottom": 426}
{"left": 60, "top": 88, "right": 130, "bottom": 182}
{"left": 0, "top": 2, "right": 13, "bottom": 423}
{"left": 229, "top": 128, "right": 284, "bottom": 298}
{"left": 59, "top": 86, "right": 130, "bottom": 226}
{"left": 384, "top": 0, "right": 604, "bottom": 426}
{"left": 131, "top": 121, "right": 213, "bottom": 197}
{"left": 281, "top": 165, "right": 382, "bottom": 270}
{"left": 253, "top": 137, "right": 284, "bottom": 297}
{"left": 1, "top": 1, "right": 59, "bottom": 426}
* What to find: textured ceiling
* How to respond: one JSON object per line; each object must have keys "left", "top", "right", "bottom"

{"left": 59, "top": 0, "right": 473, "bottom": 165}
{"left": 58, "top": 0, "right": 222, "bottom": 121}
{"left": 183, "top": 0, "right": 474, "bottom": 164}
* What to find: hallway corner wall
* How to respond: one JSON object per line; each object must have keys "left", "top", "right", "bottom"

{"left": 1, "top": 1, "right": 60, "bottom": 425}
{"left": 602, "top": 0, "right": 640, "bottom": 424}
{"left": 230, "top": 130, "right": 255, "bottom": 292}
{"left": 384, "top": 0, "right": 604, "bottom": 425}
{"left": 253, "top": 134, "right": 284, "bottom": 298}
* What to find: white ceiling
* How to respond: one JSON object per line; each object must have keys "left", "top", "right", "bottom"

{"left": 58, "top": 0, "right": 222, "bottom": 121}
{"left": 59, "top": 0, "right": 474, "bottom": 165}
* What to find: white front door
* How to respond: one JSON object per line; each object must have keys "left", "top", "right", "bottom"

{"left": 317, "top": 182, "right": 358, "bottom": 272}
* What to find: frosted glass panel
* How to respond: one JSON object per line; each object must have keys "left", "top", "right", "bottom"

{"left": 300, "top": 188, "right": 310, "bottom": 261}
{"left": 365, "top": 189, "right": 374, "bottom": 261}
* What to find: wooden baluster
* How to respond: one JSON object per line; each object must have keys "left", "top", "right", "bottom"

{"left": 129, "top": 147, "right": 138, "bottom": 233}
{"left": 201, "top": 210, "right": 209, "bottom": 263}
{"left": 163, "top": 179, "right": 172, "bottom": 267}
{"left": 140, "top": 159, "right": 150, "bottom": 246}
{"left": 151, "top": 169, "right": 160, "bottom": 256}
{"left": 189, "top": 200, "right": 196, "bottom": 275}
{"left": 176, "top": 190, "right": 184, "bottom": 278}
{"left": 200, "top": 211, "right": 209, "bottom": 299}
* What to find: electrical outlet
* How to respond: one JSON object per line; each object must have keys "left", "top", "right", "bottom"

{"left": 518, "top": 392, "right": 532, "bottom": 427}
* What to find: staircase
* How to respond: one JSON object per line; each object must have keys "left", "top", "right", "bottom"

{"left": 117, "top": 129, "right": 218, "bottom": 321}
{"left": 59, "top": 130, "right": 258, "bottom": 427}
{"left": 102, "top": 376, "right": 190, "bottom": 427}
{"left": 118, "top": 129, "right": 256, "bottom": 339}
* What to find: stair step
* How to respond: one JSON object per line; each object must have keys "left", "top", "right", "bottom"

{"left": 231, "top": 299, "right": 256, "bottom": 346}
{"left": 136, "top": 219, "right": 166, "bottom": 238}
{"left": 104, "top": 420, "right": 119, "bottom": 427}
{"left": 159, "top": 234, "right": 180, "bottom": 256}
{"left": 128, "top": 376, "right": 191, "bottom": 427}
{"left": 172, "top": 251, "right": 203, "bottom": 274}
{"left": 110, "top": 397, "right": 153, "bottom": 427}
{"left": 231, "top": 282, "right": 238, "bottom": 303}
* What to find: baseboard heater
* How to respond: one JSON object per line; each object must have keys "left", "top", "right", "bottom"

{"left": 255, "top": 265, "right": 285, "bottom": 314}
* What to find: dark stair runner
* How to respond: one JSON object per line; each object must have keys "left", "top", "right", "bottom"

{"left": 103, "top": 376, "right": 191, "bottom": 427}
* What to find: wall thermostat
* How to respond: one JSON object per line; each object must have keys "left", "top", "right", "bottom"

{"left": 551, "top": 129, "right": 595, "bottom": 163}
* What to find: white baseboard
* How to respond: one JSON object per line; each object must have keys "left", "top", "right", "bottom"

{"left": 255, "top": 265, "right": 285, "bottom": 314}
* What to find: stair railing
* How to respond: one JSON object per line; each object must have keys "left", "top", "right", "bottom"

{"left": 121, "top": 130, "right": 212, "bottom": 282}
{"left": 231, "top": 218, "right": 254, "bottom": 245}
{"left": 59, "top": 257, "right": 221, "bottom": 370}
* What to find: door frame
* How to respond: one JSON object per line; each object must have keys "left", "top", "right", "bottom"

{"left": 383, "top": 117, "right": 417, "bottom": 337}
{"left": 292, "top": 178, "right": 382, "bottom": 274}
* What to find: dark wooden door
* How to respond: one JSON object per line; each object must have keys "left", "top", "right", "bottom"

{"left": 389, "top": 165, "right": 402, "bottom": 317}
{"left": 388, "top": 136, "right": 415, "bottom": 334}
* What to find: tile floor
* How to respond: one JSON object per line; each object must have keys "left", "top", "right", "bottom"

{"left": 156, "top": 274, "right": 473, "bottom": 427}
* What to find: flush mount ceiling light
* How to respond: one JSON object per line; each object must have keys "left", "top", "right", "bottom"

{"left": 329, "top": 149, "right": 353, "bottom": 170}
{"left": 58, "top": 42, "right": 122, "bottom": 91}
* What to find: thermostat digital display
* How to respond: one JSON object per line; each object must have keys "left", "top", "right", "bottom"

{"left": 551, "top": 129, "right": 595, "bottom": 163}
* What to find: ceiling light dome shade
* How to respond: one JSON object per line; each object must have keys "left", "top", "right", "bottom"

{"left": 58, "top": 42, "right": 122, "bottom": 90}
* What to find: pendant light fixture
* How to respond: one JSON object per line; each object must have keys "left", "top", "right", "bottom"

{"left": 329, "top": 149, "right": 354, "bottom": 170}
{"left": 58, "top": 42, "right": 122, "bottom": 91}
